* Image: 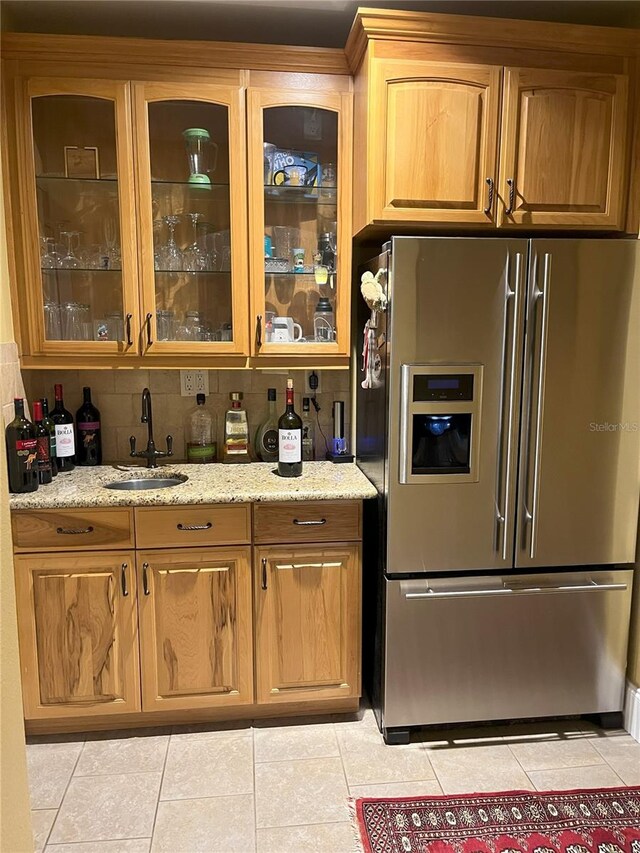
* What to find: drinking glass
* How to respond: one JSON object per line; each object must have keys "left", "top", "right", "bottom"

{"left": 61, "top": 301, "right": 83, "bottom": 340}
{"left": 158, "top": 215, "right": 183, "bottom": 271}
{"left": 79, "top": 303, "right": 92, "bottom": 340}
{"left": 105, "top": 311, "right": 124, "bottom": 341}
{"left": 183, "top": 213, "right": 208, "bottom": 272}
{"left": 156, "top": 309, "right": 175, "bottom": 341}
{"left": 59, "top": 231, "right": 81, "bottom": 269}
{"left": 176, "top": 310, "right": 205, "bottom": 341}
{"left": 272, "top": 226, "right": 300, "bottom": 269}
{"left": 43, "top": 301, "right": 62, "bottom": 340}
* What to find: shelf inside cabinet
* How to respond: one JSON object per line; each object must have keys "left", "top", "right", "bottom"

{"left": 36, "top": 175, "right": 119, "bottom": 184}
{"left": 264, "top": 186, "right": 336, "bottom": 205}
{"left": 41, "top": 267, "right": 122, "bottom": 274}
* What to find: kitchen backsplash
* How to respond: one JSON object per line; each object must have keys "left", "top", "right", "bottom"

{"left": 21, "top": 369, "right": 350, "bottom": 464}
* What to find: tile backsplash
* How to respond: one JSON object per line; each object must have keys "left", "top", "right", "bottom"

{"left": 22, "top": 369, "right": 350, "bottom": 464}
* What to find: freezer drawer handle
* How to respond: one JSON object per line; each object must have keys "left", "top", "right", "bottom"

{"left": 405, "top": 581, "right": 627, "bottom": 600}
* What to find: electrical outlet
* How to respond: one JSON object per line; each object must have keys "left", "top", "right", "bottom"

{"left": 304, "top": 370, "right": 321, "bottom": 395}
{"left": 180, "top": 370, "right": 209, "bottom": 397}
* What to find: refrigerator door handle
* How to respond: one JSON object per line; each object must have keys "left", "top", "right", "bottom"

{"left": 405, "top": 581, "right": 628, "bottom": 600}
{"left": 495, "top": 251, "right": 524, "bottom": 560}
{"left": 523, "top": 252, "right": 552, "bottom": 559}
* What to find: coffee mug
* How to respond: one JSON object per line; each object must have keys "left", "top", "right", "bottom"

{"left": 273, "top": 164, "right": 308, "bottom": 187}
{"left": 272, "top": 316, "right": 303, "bottom": 342}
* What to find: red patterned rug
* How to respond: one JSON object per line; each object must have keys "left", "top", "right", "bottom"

{"left": 353, "top": 787, "right": 640, "bottom": 853}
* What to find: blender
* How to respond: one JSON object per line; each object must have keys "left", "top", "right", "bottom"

{"left": 182, "top": 128, "right": 218, "bottom": 188}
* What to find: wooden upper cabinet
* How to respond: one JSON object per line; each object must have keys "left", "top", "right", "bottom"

{"left": 254, "top": 544, "right": 361, "bottom": 704}
{"left": 369, "top": 60, "right": 502, "bottom": 225}
{"left": 137, "top": 547, "right": 253, "bottom": 711}
{"left": 499, "top": 68, "right": 629, "bottom": 228}
{"left": 14, "top": 551, "right": 140, "bottom": 720}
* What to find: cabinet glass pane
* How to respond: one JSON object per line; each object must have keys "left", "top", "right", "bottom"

{"left": 263, "top": 107, "right": 338, "bottom": 345}
{"left": 148, "top": 100, "right": 233, "bottom": 344}
{"left": 32, "top": 95, "right": 124, "bottom": 343}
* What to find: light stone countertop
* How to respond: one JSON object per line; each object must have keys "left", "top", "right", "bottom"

{"left": 8, "top": 461, "right": 377, "bottom": 510}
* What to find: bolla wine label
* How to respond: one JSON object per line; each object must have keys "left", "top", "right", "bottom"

{"left": 55, "top": 423, "right": 75, "bottom": 457}
{"left": 278, "top": 428, "right": 301, "bottom": 463}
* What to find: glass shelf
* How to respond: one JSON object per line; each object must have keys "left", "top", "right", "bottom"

{"left": 264, "top": 186, "right": 337, "bottom": 205}
{"left": 263, "top": 271, "right": 336, "bottom": 277}
{"left": 151, "top": 180, "right": 230, "bottom": 189}
{"left": 154, "top": 268, "right": 231, "bottom": 275}
{"left": 41, "top": 266, "right": 121, "bottom": 273}
{"left": 36, "top": 175, "right": 119, "bottom": 185}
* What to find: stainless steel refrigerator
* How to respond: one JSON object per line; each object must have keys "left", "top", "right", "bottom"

{"left": 356, "top": 237, "right": 640, "bottom": 743}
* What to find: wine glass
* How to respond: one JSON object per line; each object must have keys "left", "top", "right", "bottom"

{"left": 183, "top": 213, "right": 208, "bottom": 272}
{"left": 158, "top": 215, "right": 183, "bottom": 271}
{"left": 59, "top": 231, "right": 80, "bottom": 269}
{"left": 40, "top": 237, "right": 61, "bottom": 269}
{"left": 103, "top": 217, "right": 121, "bottom": 270}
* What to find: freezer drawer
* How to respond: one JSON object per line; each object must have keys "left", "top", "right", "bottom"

{"left": 383, "top": 570, "right": 633, "bottom": 730}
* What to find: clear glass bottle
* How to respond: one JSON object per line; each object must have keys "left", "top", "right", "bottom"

{"left": 301, "top": 397, "right": 315, "bottom": 461}
{"left": 313, "top": 297, "right": 335, "bottom": 342}
{"left": 185, "top": 393, "right": 217, "bottom": 463}
{"left": 223, "top": 392, "right": 250, "bottom": 464}
{"left": 255, "top": 388, "right": 279, "bottom": 463}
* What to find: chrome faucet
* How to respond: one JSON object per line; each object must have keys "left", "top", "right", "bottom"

{"left": 129, "top": 388, "right": 173, "bottom": 469}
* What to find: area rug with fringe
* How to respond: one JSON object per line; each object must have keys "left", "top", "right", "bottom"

{"left": 352, "top": 787, "right": 640, "bottom": 853}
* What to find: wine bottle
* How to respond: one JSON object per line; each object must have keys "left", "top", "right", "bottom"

{"left": 278, "top": 379, "right": 302, "bottom": 478}
{"left": 255, "top": 388, "right": 279, "bottom": 463}
{"left": 5, "top": 398, "right": 38, "bottom": 493}
{"left": 51, "top": 383, "right": 75, "bottom": 472}
{"left": 301, "top": 397, "right": 315, "bottom": 461}
{"left": 76, "top": 386, "right": 102, "bottom": 466}
{"left": 40, "top": 398, "right": 58, "bottom": 477}
{"left": 32, "top": 400, "right": 53, "bottom": 485}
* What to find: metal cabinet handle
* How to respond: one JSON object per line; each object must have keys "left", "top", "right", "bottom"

{"left": 483, "top": 177, "right": 494, "bottom": 216}
{"left": 261, "top": 557, "right": 267, "bottom": 590}
{"left": 142, "top": 561, "right": 150, "bottom": 596}
{"left": 505, "top": 178, "right": 515, "bottom": 215}
{"left": 145, "top": 313, "right": 153, "bottom": 347}
{"left": 256, "top": 314, "right": 263, "bottom": 348}
{"left": 293, "top": 518, "right": 327, "bottom": 526}
{"left": 406, "top": 582, "right": 627, "bottom": 600}
{"left": 121, "top": 562, "right": 129, "bottom": 597}
{"left": 125, "top": 313, "right": 133, "bottom": 346}
{"left": 177, "top": 522, "right": 212, "bottom": 531}
{"left": 56, "top": 526, "right": 94, "bottom": 535}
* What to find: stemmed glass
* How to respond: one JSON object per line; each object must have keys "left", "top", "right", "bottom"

{"left": 59, "top": 231, "right": 81, "bottom": 269}
{"left": 158, "top": 215, "right": 183, "bottom": 271}
{"left": 40, "top": 237, "right": 61, "bottom": 269}
{"left": 103, "top": 217, "right": 121, "bottom": 270}
{"left": 183, "top": 213, "right": 208, "bottom": 272}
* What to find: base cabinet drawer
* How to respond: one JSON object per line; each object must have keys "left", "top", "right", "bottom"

{"left": 253, "top": 501, "right": 362, "bottom": 544}
{"left": 14, "top": 551, "right": 140, "bottom": 720}
{"left": 137, "top": 547, "right": 254, "bottom": 711}
{"left": 135, "top": 504, "right": 251, "bottom": 549}
{"left": 12, "top": 508, "right": 134, "bottom": 552}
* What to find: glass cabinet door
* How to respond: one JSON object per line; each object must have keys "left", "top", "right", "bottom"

{"left": 134, "top": 83, "right": 248, "bottom": 355}
{"left": 248, "top": 90, "right": 352, "bottom": 357}
{"left": 22, "top": 79, "right": 139, "bottom": 355}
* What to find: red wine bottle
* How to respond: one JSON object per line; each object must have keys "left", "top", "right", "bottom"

{"left": 5, "top": 398, "right": 38, "bottom": 493}
{"left": 278, "top": 378, "right": 302, "bottom": 478}
{"left": 51, "top": 383, "right": 75, "bottom": 472}
{"left": 40, "top": 397, "right": 58, "bottom": 477}
{"left": 32, "top": 400, "right": 53, "bottom": 485}
{"left": 76, "top": 386, "right": 102, "bottom": 466}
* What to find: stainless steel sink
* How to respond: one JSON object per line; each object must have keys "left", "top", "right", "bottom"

{"left": 104, "top": 475, "right": 188, "bottom": 491}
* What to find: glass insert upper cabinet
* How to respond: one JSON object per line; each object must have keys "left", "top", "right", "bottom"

{"left": 134, "top": 83, "right": 249, "bottom": 356}
{"left": 248, "top": 90, "right": 352, "bottom": 357}
{"left": 19, "top": 79, "right": 139, "bottom": 356}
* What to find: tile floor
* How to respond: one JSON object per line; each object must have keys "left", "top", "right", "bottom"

{"left": 28, "top": 709, "right": 640, "bottom": 853}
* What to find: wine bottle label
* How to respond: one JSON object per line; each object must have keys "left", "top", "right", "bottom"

{"left": 262, "top": 429, "right": 278, "bottom": 454}
{"left": 55, "top": 424, "right": 75, "bottom": 457}
{"left": 15, "top": 438, "right": 37, "bottom": 472}
{"left": 36, "top": 437, "right": 52, "bottom": 470}
{"left": 279, "top": 428, "right": 301, "bottom": 463}
{"left": 187, "top": 443, "right": 217, "bottom": 461}
{"left": 78, "top": 421, "right": 100, "bottom": 431}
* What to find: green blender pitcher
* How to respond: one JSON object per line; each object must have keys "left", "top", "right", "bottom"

{"left": 182, "top": 128, "right": 218, "bottom": 188}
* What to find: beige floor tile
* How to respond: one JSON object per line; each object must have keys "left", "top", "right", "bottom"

{"left": 254, "top": 723, "right": 339, "bottom": 763}
{"left": 74, "top": 733, "right": 169, "bottom": 776}
{"left": 32, "top": 809, "right": 57, "bottom": 853}
{"left": 151, "top": 795, "right": 255, "bottom": 853}
{"left": 349, "top": 780, "right": 443, "bottom": 798}
{"left": 338, "top": 726, "right": 436, "bottom": 786}
{"left": 255, "top": 757, "right": 349, "bottom": 828}
{"left": 257, "top": 821, "right": 356, "bottom": 853}
{"left": 587, "top": 735, "right": 640, "bottom": 784}
{"left": 499, "top": 719, "right": 587, "bottom": 741}
{"left": 27, "top": 743, "right": 83, "bottom": 809}
{"left": 161, "top": 733, "right": 253, "bottom": 800}
{"left": 509, "top": 738, "right": 605, "bottom": 771}
{"left": 46, "top": 841, "right": 151, "bottom": 853}
{"left": 428, "top": 744, "right": 534, "bottom": 794}
{"left": 527, "top": 763, "right": 624, "bottom": 791}
{"left": 170, "top": 720, "right": 252, "bottom": 740}
{"left": 48, "top": 772, "right": 161, "bottom": 844}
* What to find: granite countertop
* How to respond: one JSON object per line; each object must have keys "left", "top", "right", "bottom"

{"left": 8, "top": 461, "right": 377, "bottom": 510}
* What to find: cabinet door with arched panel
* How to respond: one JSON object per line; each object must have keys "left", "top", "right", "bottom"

{"left": 248, "top": 89, "right": 352, "bottom": 359}
{"left": 133, "top": 82, "right": 249, "bottom": 357}
{"left": 16, "top": 78, "right": 140, "bottom": 357}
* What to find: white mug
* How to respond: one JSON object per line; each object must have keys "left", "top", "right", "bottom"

{"left": 271, "top": 316, "right": 303, "bottom": 342}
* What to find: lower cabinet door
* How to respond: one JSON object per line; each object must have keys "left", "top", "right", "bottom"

{"left": 14, "top": 551, "right": 140, "bottom": 720}
{"left": 137, "top": 547, "right": 253, "bottom": 711}
{"left": 255, "top": 543, "right": 361, "bottom": 704}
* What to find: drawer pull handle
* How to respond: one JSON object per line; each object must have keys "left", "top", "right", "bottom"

{"left": 142, "top": 562, "right": 151, "bottom": 596}
{"left": 56, "top": 526, "right": 94, "bottom": 535}
{"left": 177, "top": 522, "right": 212, "bottom": 531}
{"left": 293, "top": 518, "right": 327, "bottom": 526}
{"left": 121, "top": 562, "right": 129, "bottom": 597}
{"left": 261, "top": 557, "right": 268, "bottom": 591}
